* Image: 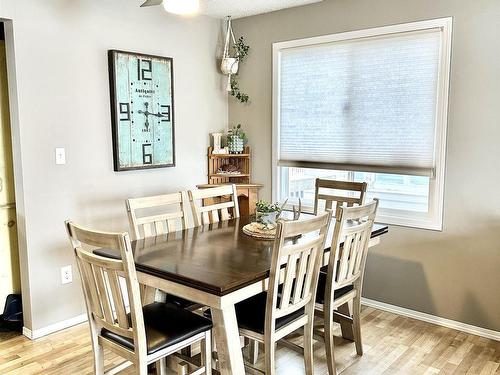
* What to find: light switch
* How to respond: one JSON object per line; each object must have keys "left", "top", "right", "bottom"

{"left": 55, "top": 147, "right": 66, "bottom": 165}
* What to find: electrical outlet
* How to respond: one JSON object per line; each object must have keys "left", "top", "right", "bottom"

{"left": 61, "top": 265, "right": 72, "bottom": 285}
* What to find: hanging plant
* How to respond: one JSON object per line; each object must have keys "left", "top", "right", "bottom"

{"left": 220, "top": 17, "right": 250, "bottom": 104}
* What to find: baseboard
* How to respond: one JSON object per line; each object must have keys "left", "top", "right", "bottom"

{"left": 22, "top": 313, "right": 87, "bottom": 340}
{"left": 361, "top": 297, "right": 500, "bottom": 342}
{"left": 20, "top": 299, "right": 499, "bottom": 342}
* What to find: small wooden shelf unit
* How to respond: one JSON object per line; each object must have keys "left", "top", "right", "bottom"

{"left": 202, "top": 146, "right": 262, "bottom": 217}
{"left": 208, "top": 146, "right": 251, "bottom": 184}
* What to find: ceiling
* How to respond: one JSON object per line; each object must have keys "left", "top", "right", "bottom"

{"left": 200, "top": 0, "right": 323, "bottom": 19}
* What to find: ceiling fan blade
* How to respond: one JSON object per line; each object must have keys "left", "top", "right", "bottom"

{"left": 140, "top": 0, "right": 163, "bottom": 7}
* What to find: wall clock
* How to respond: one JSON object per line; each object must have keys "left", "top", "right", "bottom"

{"left": 108, "top": 50, "right": 175, "bottom": 171}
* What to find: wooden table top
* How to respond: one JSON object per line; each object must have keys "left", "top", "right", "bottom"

{"left": 96, "top": 217, "right": 388, "bottom": 297}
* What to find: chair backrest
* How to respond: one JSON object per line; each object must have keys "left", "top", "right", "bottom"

{"left": 126, "top": 192, "right": 190, "bottom": 240}
{"left": 189, "top": 184, "right": 240, "bottom": 227}
{"left": 266, "top": 212, "right": 332, "bottom": 332}
{"left": 65, "top": 221, "right": 146, "bottom": 357}
{"left": 326, "top": 199, "right": 378, "bottom": 292}
{"left": 314, "top": 179, "right": 367, "bottom": 218}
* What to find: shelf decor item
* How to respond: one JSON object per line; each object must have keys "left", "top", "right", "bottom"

{"left": 211, "top": 132, "right": 224, "bottom": 154}
{"left": 227, "top": 124, "right": 247, "bottom": 154}
{"left": 108, "top": 50, "right": 175, "bottom": 171}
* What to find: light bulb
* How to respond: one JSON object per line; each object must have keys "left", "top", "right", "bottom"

{"left": 163, "top": 0, "right": 199, "bottom": 15}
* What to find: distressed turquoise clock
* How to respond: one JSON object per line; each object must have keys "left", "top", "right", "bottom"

{"left": 108, "top": 50, "right": 175, "bottom": 171}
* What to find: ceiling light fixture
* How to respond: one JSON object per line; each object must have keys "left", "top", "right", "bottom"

{"left": 140, "top": 0, "right": 199, "bottom": 15}
{"left": 163, "top": 0, "right": 199, "bottom": 15}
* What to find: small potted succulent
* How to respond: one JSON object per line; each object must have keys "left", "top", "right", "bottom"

{"left": 255, "top": 200, "right": 284, "bottom": 228}
{"left": 227, "top": 123, "right": 247, "bottom": 154}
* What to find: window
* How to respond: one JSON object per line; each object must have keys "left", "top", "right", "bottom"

{"left": 272, "top": 18, "right": 452, "bottom": 230}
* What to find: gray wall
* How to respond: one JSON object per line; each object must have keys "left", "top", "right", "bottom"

{"left": 0, "top": 0, "right": 227, "bottom": 331}
{"left": 230, "top": 0, "right": 500, "bottom": 331}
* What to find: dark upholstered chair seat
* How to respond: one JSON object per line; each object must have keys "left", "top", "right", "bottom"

{"left": 235, "top": 292, "right": 305, "bottom": 334}
{"left": 315, "top": 271, "right": 354, "bottom": 305}
{"left": 101, "top": 302, "right": 212, "bottom": 355}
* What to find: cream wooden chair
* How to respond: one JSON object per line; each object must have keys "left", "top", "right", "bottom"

{"left": 236, "top": 212, "right": 332, "bottom": 375}
{"left": 314, "top": 179, "right": 367, "bottom": 218}
{"left": 126, "top": 192, "right": 196, "bottom": 308}
{"left": 65, "top": 221, "right": 212, "bottom": 375}
{"left": 315, "top": 199, "right": 379, "bottom": 375}
{"left": 188, "top": 184, "right": 240, "bottom": 226}
{"left": 126, "top": 192, "right": 190, "bottom": 241}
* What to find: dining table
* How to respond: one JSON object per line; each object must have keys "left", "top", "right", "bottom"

{"left": 97, "top": 214, "right": 388, "bottom": 375}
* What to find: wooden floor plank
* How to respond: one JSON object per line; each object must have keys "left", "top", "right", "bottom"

{"left": 0, "top": 306, "right": 498, "bottom": 374}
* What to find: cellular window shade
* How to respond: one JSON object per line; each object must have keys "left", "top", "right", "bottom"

{"left": 278, "top": 29, "right": 442, "bottom": 177}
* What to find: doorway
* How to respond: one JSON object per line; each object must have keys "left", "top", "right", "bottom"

{"left": 0, "top": 21, "right": 21, "bottom": 339}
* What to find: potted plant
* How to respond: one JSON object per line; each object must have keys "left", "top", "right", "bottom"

{"left": 255, "top": 200, "right": 284, "bottom": 228}
{"left": 220, "top": 17, "right": 250, "bottom": 103}
{"left": 227, "top": 124, "right": 247, "bottom": 154}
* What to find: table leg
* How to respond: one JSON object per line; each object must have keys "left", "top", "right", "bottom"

{"left": 211, "top": 306, "right": 245, "bottom": 375}
{"left": 338, "top": 301, "right": 354, "bottom": 341}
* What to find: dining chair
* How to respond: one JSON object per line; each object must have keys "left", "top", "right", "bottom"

{"left": 126, "top": 192, "right": 191, "bottom": 241}
{"left": 126, "top": 192, "right": 196, "bottom": 309}
{"left": 189, "top": 184, "right": 240, "bottom": 226}
{"left": 65, "top": 221, "right": 212, "bottom": 375}
{"left": 315, "top": 199, "right": 379, "bottom": 375}
{"left": 314, "top": 179, "right": 367, "bottom": 218}
{"left": 236, "top": 212, "right": 332, "bottom": 375}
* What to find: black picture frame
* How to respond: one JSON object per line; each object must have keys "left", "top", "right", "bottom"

{"left": 108, "top": 50, "right": 176, "bottom": 171}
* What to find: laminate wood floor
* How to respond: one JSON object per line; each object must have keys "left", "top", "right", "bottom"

{"left": 0, "top": 306, "right": 498, "bottom": 374}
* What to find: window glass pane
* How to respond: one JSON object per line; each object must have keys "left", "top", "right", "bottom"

{"left": 279, "top": 167, "right": 429, "bottom": 213}
{"left": 353, "top": 172, "right": 429, "bottom": 212}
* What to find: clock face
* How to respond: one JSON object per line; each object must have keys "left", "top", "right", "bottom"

{"left": 109, "top": 50, "right": 175, "bottom": 171}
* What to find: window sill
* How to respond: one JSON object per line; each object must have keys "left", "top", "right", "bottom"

{"left": 283, "top": 203, "right": 443, "bottom": 231}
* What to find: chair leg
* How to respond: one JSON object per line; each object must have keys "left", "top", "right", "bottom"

{"left": 137, "top": 362, "right": 149, "bottom": 375}
{"left": 88, "top": 319, "right": 104, "bottom": 375}
{"left": 304, "top": 318, "right": 314, "bottom": 375}
{"left": 201, "top": 330, "right": 212, "bottom": 375}
{"left": 155, "top": 358, "right": 167, "bottom": 375}
{"left": 248, "top": 339, "right": 259, "bottom": 365}
{"left": 264, "top": 341, "right": 276, "bottom": 375}
{"left": 93, "top": 342, "right": 104, "bottom": 375}
{"left": 324, "top": 306, "right": 337, "bottom": 375}
{"left": 352, "top": 295, "right": 363, "bottom": 355}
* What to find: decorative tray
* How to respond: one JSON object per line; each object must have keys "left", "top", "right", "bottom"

{"left": 242, "top": 222, "right": 276, "bottom": 240}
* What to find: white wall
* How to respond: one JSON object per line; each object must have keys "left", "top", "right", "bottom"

{"left": 0, "top": 0, "right": 228, "bottom": 331}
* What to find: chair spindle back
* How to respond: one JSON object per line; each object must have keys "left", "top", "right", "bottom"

{"left": 126, "top": 192, "right": 190, "bottom": 241}
{"left": 314, "top": 179, "right": 367, "bottom": 218}
{"left": 189, "top": 184, "right": 240, "bottom": 226}
{"left": 266, "top": 212, "right": 332, "bottom": 327}
{"left": 328, "top": 199, "right": 378, "bottom": 290}
{"left": 65, "top": 221, "right": 146, "bottom": 356}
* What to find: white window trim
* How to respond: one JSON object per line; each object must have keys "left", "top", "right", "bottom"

{"left": 272, "top": 17, "right": 453, "bottom": 231}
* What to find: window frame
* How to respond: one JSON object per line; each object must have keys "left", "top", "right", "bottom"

{"left": 272, "top": 18, "right": 453, "bottom": 231}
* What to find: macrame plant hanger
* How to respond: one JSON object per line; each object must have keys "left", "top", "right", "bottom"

{"left": 221, "top": 16, "right": 239, "bottom": 91}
